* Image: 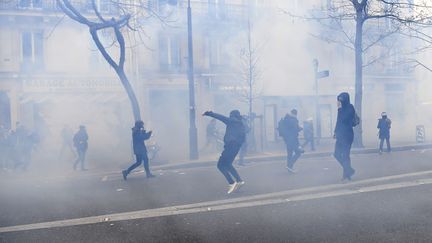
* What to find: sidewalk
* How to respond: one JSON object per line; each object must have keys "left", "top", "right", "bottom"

{"left": 152, "top": 141, "right": 432, "bottom": 171}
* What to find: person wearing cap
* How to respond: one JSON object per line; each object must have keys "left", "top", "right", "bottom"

{"left": 377, "top": 112, "right": 392, "bottom": 154}
{"left": 73, "top": 125, "right": 88, "bottom": 171}
{"left": 203, "top": 110, "right": 246, "bottom": 194}
{"left": 279, "top": 109, "right": 304, "bottom": 173}
{"left": 122, "top": 120, "right": 155, "bottom": 180}
{"left": 334, "top": 92, "right": 356, "bottom": 181}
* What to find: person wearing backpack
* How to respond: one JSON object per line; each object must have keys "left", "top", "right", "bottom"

{"left": 279, "top": 109, "right": 304, "bottom": 173}
{"left": 203, "top": 110, "right": 246, "bottom": 194}
{"left": 377, "top": 112, "right": 392, "bottom": 154}
{"left": 334, "top": 92, "right": 356, "bottom": 181}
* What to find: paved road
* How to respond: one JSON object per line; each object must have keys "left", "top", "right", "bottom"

{"left": 1, "top": 149, "right": 432, "bottom": 242}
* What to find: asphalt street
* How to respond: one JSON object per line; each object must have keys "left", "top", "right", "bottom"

{"left": 1, "top": 148, "right": 432, "bottom": 242}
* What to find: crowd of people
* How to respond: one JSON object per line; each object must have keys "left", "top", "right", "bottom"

{"left": 1, "top": 92, "right": 393, "bottom": 195}
{"left": 0, "top": 123, "right": 39, "bottom": 172}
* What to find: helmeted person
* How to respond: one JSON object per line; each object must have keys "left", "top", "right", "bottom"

{"left": 334, "top": 92, "right": 356, "bottom": 181}
{"left": 377, "top": 112, "right": 392, "bottom": 154}
{"left": 122, "top": 120, "right": 155, "bottom": 180}
{"left": 203, "top": 110, "right": 246, "bottom": 194}
{"left": 279, "top": 109, "right": 303, "bottom": 173}
{"left": 73, "top": 125, "right": 89, "bottom": 171}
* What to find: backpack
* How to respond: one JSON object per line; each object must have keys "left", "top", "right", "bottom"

{"left": 277, "top": 118, "right": 286, "bottom": 137}
{"left": 352, "top": 112, "right": 360, "bottom": 127}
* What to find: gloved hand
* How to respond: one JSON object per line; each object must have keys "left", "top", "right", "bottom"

{"left": 203, "top": 111, "right": 213, "bottom": 116}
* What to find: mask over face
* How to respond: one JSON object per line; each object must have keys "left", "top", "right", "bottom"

{"left": 337, "top": 92, "right": 351, "bottom": 108}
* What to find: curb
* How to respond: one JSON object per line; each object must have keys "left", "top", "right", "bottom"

{"left": 153, "top": 143, "right": 432, "bottom": 171}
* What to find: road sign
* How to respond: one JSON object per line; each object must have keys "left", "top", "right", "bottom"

{"left": 317, "top": 70, "right": 330, "bottom": 79}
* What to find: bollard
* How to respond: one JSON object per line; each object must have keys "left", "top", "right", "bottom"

{"left": 416, "top": 125, "right": 426, "bottom": 143}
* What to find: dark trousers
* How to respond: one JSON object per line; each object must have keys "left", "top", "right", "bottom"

{"left": 286, "top": 144, "right": 302, "bottom": 169}
{"left": 218, "top": 142, "right": 242, "bottom": 184}
{"left": 74, "top": 149, "right": 86, "bottom": 170}
{"left": 126, "top": 153, "right": 150, "bottom": 175}
{"left": 334, "top": 139, "right": 354, "bottom": 179}
{"left": 379, "top": 136, "right": 391, "bottom": 152}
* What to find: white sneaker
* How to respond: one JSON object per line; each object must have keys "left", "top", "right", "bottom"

{"left": 227, "top": 183, "right": 237, "bottom": 194}
{"left": 286, "top": 167, "right": 297, "bottom": 174}
{"left": 236, "top": 181, "right": 245, "bottom": 191}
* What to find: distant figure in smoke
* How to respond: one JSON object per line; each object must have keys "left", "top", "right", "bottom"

{"left": 59, "top": 125, "right": 75, "bottom": 159}
{"left": 73, "top": 125, "right": 88, "bottom": 171}
{"left": 17, "top": 131, "right": 39, "bottom": 171}
{"left": 278, "top": 109, "right": 303, "bottom": 173}
{"left": 302, "top": 118, "right": 315, "bottom": 151}
{"left": 334, "top": 92, "right": 356, "bottom": 181}
{"left": 200, "top": 119, "right": 220, "bottom": 153}
{"left": 377, "top": 112, "right": 392, "bottom": 154}
{"left": 122, "top": 120, "right": 155, "bottom": 180}
{"left": 238, "top": 115, "right": 251, "bottom": 166}
{"left": 203, "top": 110, "right": 246, "bottom": 194}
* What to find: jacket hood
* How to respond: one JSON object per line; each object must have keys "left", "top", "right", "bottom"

{"left": 337, "top": 92, "right": 351, "bottom": 107}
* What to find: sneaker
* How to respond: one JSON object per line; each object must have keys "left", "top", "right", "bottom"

{"left": 227, "top": 183, "right": 237, "bottom": 194}
{"left": 122, "top": 170, "right": 128, "bottom": 181}
{"left": 146, "top": 173, "right": 156, "bottom": 178}
{"left": 286, "top": 166, "right": 297, "bottom": 174}
{"left": 236, "top": 181, "right": 245, "bottom": 191}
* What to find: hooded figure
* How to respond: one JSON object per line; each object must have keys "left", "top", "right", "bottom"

{"left": 203, "top": 110, "right": 246, "bottom": 194}
{"left": 334, "top": 92, "right": 356, "bottom": 180}
{"left": 122, "top": 120, "right": 155, "bottom": 180}
{"left": 279, "top": 109, "right": 304, "bottom": 172}
{"left": 73, "top": 125, "right": 88, "bottom": 171}
{"left": 377, "top": 112, "right": 391, "bottom": 153}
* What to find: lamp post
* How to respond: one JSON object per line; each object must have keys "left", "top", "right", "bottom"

{"left": 313, "top": 59, "right": 329, "bottom": 145}
{"left": 187, "top": 0, "right": 198, "bottom": 160}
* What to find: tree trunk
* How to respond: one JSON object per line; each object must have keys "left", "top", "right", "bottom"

{"left": 353, "top": 11, "right": 364, "bottom": 148}
{"left": 116, "top": 68, "right": 141, "bottom": 122}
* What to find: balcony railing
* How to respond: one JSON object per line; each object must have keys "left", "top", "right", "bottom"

{"left": 0, "top": 0, "right": 118, "bottom": 15}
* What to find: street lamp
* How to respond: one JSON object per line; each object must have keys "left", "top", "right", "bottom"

{"left": 187, "top": 0, "right": 198, "bottom": 160}
{"left": 313, "top": 58, "right": 329, "bottom": 145}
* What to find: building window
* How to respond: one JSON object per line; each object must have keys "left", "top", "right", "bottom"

{"left": 157, "top": 0, "right": 179, "bottom": 14}
{"left": 159, "top": 34, "right": 181, "bottom": 72}
{"left": 21, "top": 30, "right": 44, "bottom": 72}
{"left": 209, "top": 38, "right": 227, "bottom": 68}
{"left": 19, "top": 0, "right": 42, "bottom": 8}
{"left": 208, "top": 0, "right": 225, "bottom": 19}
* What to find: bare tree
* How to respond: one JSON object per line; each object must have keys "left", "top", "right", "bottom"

{"left": 287, "top": 0, "right": 432, "bottom": 147}
{"left": 56, "top": 0, "right": 153, "bottom": 121}
{"left": 234, "top": 18, "right": 263, "bottom": 152}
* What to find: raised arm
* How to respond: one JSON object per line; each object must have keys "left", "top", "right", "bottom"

{"left": 203, "top": 111, "right": 230, "bottom": 125}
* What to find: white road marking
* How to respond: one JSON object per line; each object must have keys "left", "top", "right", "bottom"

{"left": 2, "top": 171, "right": 432, "bottom": 233}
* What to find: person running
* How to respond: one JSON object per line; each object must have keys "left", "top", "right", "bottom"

{"left": 279, "top": 109, "right": 303, "bottom": 173}
{"left": 203, "top": 110, "right": 246, "bottom": 194}
{"left": 122, "top": 120, "right": 155, "bottom": 180}
{"left": 334, "top": 92, "right": 356, "bottom": 181}
{"left": 377, "top": 112, "right": 391, "bottom": 154}
{"left": 73, "top": 125, "right": 89, "bottom": 171}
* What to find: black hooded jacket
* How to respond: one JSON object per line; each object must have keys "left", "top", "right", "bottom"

{"left": 334, "top": 92, "right": 355, "bottom": 143}
{"left": 204, "top": 112, "right": 245, "bottom": 145}
{"left": 132, "top": 127, "right": 151, "bottom": 155}
{"left": 281, "top": 114, "right": 302, "bottom": 148}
